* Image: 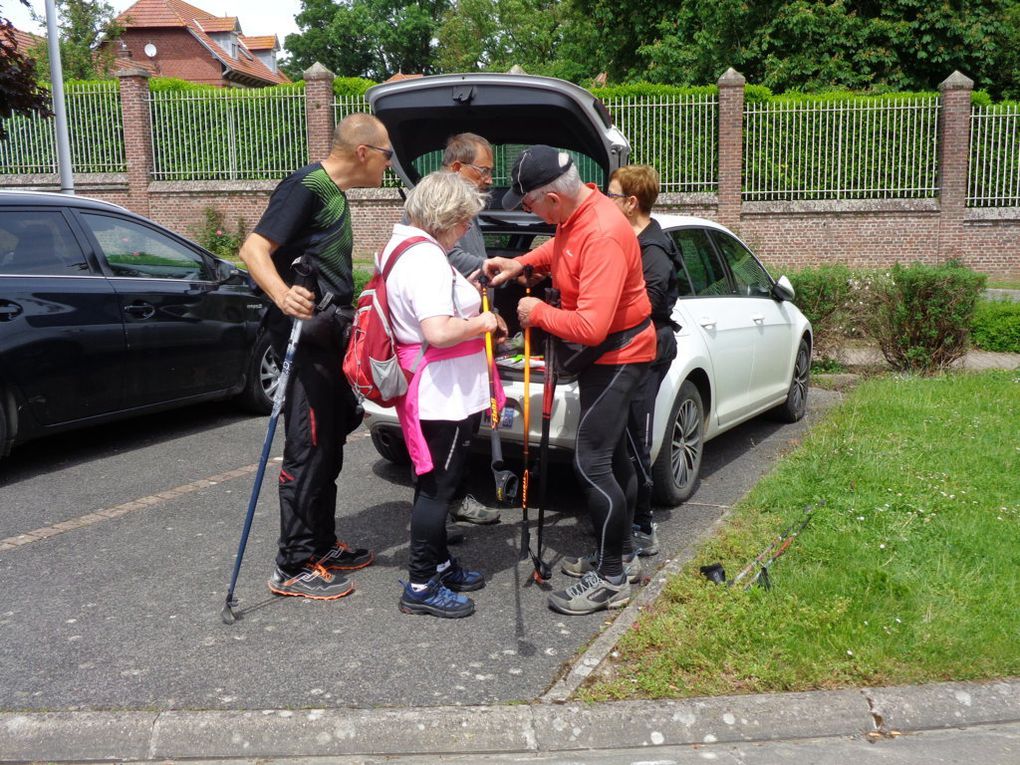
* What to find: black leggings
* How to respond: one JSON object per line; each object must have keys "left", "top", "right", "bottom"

{"left": 408, "top": 413, "right": 482, "bottom": 584}
{"left": 625, "top": 362, "right": 670, "bottom": 534}
{"left": 574, "top": 362, "right": 649, "bottom": 578}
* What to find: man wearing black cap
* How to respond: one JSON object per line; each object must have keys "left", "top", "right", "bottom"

{"left": 483, "top": 145, "right": 655, "bottom": 616}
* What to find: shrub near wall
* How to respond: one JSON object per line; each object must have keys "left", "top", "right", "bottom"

{"left": 971, "top": 300, "right": 1020, "bottom": 353}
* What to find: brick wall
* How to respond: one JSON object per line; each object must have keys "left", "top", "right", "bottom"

{"left": 119, "top": 29, "right": 225, "bottom": 86}
{"left": 8, "top": 66, "right": 1019, "bottom": 278}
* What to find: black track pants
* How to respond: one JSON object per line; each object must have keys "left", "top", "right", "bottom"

{"left": 574, "top": 362, "right": 649, "bottom": 579}
{"left": 625, "top": 362, "right": 669, "bottom": 535}
{"left": 408, "top": 413, "right": 482, "bottom": 584}
{"left": 271, "top": 317, "right": 360, "bottom": 572}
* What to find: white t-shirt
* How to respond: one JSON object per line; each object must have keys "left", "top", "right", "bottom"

{"left": 380, "top": 223, "right": 489, "bottom": 421}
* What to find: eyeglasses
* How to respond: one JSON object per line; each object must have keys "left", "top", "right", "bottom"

{"left": 606, "top": 192, "right": 628, "bottom": 199}
{"left": 464, "top": 163, "right": 494, "bottom": 178}
{"left": 363, "top": 144, "right": 393, "bottom": 160}
{"left": 521, "top": 191, "right": 549, "bottom": 214}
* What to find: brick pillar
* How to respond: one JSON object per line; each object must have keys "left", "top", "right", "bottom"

{"left": 304, "top": 62, "right": 336, "bottom": 163}
{"left": 116, "top": 68, "right": 152, "bottom": 217}
{"left": 937, "top": 71, "right": 974, "bottom": 263}
{"left": 716, "top": 68, "right": 746, "bottom": 231}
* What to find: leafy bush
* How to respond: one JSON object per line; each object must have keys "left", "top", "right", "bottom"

{"left": 971, "top": 299, "right": 1020, "bottom": 353}
{"left": 332, "top": 77, "right": 376, "bottom": 97}
{"left": 787, "top": 264, "right": 857, "bottom": 362}
{"left": 353, "top": 267, "right": 373, "bottom": 299}
{"left": 194, "top": 207, "right": 247, "bottom": 261}
{"left": 865, "top": 261, "right": 986, "bottom": 373}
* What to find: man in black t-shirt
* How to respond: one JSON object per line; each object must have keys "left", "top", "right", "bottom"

{"left": 239, "top": 113, "right": 393, "bottom": 600}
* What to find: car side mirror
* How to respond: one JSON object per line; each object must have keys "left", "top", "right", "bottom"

{"left": 772, "top": 275, "right": 795, "bottom": 302}
{"left": 215, "top": 259, "right": 240, "bottom": 284}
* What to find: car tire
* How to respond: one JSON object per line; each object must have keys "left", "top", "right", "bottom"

{"left": 0, "top": 396, "right": 8, "bottom": 461}
{"left": 651, "top": 379, "right": 705, "bottom": 506}
{"left": 371, "top": 426, "right": 411, "bottom": 465}
{"left": 770, "top": 336, "right": 810, "bottom": 423}
{"left": 237, "top": 332, "right": 279, "bottom": 415}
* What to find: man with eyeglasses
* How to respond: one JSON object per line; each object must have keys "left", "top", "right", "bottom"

{"left": 483, "top": 145, "right": 655, "bottom": 616}
{"left": 439, "top": 132, "right": 503, "bottom": 526}
{"left": 239, "top": 113, "right": 393, "bottom": 600}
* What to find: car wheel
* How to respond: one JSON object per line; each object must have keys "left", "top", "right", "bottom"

{"left": 651, "top": 379, "right": 705, "bottom": 506}
{"left": 371, "top": 427, "right": 411, "bottom": 465}
{"left": 237, "top": 332, "right": 279, "bottom": 415}
{"left": 0, "top": 397, "right": 8, "bottom": 461}
{"left": 771, "top": 336, "right": 810, "bottom": 423}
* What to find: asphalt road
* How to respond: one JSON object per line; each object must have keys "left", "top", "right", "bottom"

{"left": 0, "top": 388, "right": 839, "bottom": 713}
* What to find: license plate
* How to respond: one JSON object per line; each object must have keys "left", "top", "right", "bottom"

{"left": 499, "top": 407, "right": 516, "bottom": 429}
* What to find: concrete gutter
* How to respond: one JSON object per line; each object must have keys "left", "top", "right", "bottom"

{"left": 2, "top": 678, "right": 1018, "bottom": 761}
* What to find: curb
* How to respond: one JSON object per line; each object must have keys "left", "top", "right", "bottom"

{"left": 2, "top": 678, "right": 1018, "bottom": 761}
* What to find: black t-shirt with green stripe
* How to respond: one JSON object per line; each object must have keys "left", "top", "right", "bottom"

{"left": 254, "top": 162, "right": 354, "bottom": 306}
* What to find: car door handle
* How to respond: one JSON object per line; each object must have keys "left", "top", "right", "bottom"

{"left": 751, "top": 314, "right": 765, "bottom": 324}
{"left": 698, "top": 316, "right": 716, "bottom": 329}
{"left": 124, "top": 301, "right": 155, "bottom": 320}
{"left": 0, "top": 301, "right": 23, "bottom": 321}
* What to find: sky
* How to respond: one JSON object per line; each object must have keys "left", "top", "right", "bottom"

{"left": 3, "top": 0, "right": 303, "bottom": 44}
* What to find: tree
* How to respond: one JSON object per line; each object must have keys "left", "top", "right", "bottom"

{"left": 435, "top": 0, "right": 600, "bottom": 81}
{"left": 30, "top": 0, "right": 123, "bottom": 80}
{"left": 285, "top": 0, "right": 450, "bottom": 81}
{"left": 0, "top": 0, "right": 52, "bottom": 139}
{"left": 575, "top": 0, "right": 1020, "bottom": 98}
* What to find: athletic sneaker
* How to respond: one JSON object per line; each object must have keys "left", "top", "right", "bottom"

{"left": 633, "top": 524, "right": 660, "bottom": 557}
{"left": 317, "top": 540, "right": 374, "bottom": 571}
{"left": 268, "top": 562, "right": 354, "bottom": 600}
{"left": 398, "top": 577, "right": 475, "bottom": 618}
{"left": 449, "top": 494, "right": 500, "bottom": 524}
{"left": 547, "top": 571, "right": 631, "bottom": 615}
{"left": 446, "top": 522, "right": 465, "bottom": 545}
{"left": 437, "top": 558, "right": 485, "bottom": 592}
{"left": 561, "top": 551, "right": 641, "bottom": 583}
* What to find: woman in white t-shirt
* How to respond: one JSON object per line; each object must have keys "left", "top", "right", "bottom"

{"left": 382, "top": 171, "right": 500, "bottom": 619}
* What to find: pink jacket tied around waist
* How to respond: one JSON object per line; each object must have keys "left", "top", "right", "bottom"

{"left": 394, "top": 340, "right": 505, "bottom": 475}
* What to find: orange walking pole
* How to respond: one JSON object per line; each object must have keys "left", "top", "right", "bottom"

{"left": 520, "top": 267, "right": 550, "bottom": 582}
{"left": 479, "top": 275, "right": 518, "bottom": 503}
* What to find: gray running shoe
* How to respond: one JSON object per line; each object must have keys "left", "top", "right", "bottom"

{"left": 268, "top": 562, "right": 354, "bottom": 600}
{"left": 450, "top": 494, "right": 500, "bottom": 524}
{"left": 633, "top": 524, "right": 660, "bottom": 557}
{"left": 547, "top": 571, "right": 631, "bottom": 615}
{"left": 561, "top": 551, "right": 641, "bottom": 583}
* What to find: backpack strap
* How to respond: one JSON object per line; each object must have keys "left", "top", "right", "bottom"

{"left": 380, "top": 236, "right": 431, "bottom": 281}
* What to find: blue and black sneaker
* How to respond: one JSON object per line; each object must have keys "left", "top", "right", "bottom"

{"left": 437, "top": 558, "right": 485, "bottom": 592}
{"left": 398, "top": 577, "right": 475, "bottom": 618}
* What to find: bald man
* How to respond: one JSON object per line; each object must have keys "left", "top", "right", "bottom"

{"left": 240, "top": 113, "right": 393, "bottom": 600}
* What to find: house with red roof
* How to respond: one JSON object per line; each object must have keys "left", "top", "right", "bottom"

{"left": 110, "top": 0, "right": 289, "bottom": 87}
{"left": 8, "top": 26, "right": 45, "bottom": 57}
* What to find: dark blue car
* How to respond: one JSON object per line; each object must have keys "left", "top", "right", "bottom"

{"left": 0, "top": 190, "right": 278, "bottom": 460}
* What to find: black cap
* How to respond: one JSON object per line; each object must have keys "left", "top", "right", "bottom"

{"left": 501, "top": 145, "right": 574, "bottom": 210}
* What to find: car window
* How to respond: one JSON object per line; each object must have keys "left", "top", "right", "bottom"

{"left": 670, "top": 228, "right": 733, "bottom": 296}
{"left": 712, "top": 231, "right": 773, "bottom": 297}
{"left": 412, "top": 146, "right": 605, "bottom": 190}
{"left": 0, "top": 210, "right": 89, "bottom": 276}
{"left": 81, "top": 213, "right": 210, "bottom": 280}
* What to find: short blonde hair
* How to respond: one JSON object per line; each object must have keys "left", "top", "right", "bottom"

{"left": 611, "top": 165, "right": 660, "bottom": 214}
{"left": 404, "top": 171, "right": 486, "bottom": 238}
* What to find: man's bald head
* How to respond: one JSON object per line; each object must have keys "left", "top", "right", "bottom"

{"left": 331, "top": 113, "right": 387, "bottom": 156}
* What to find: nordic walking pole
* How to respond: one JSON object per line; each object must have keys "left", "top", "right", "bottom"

{"left": 221, "top": 258, "right": 316, "bottom": 625}
{"left": 479, "top": 275, "right": 518, "bottom": 503}
{"left": 531, "top": 286, "right": 561, "bottom": 582}
{"left": 518, "top": 267, "right": 549, "bottom": 581}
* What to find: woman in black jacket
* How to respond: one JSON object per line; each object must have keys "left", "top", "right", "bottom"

{"left": 608, "top": 165, "right": 682, "bottom": 558}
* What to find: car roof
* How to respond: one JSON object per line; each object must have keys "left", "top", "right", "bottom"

{"left": 0, "top": 189, "right": 129, "bottom": 213}
{"left": 652, "top": 212, "right": 732, "bottom": 235}
{"left": 367, "top": 73, "right": 629, "bottom": 189}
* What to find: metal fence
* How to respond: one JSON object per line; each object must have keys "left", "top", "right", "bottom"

{"left": 604, "top": 94, "right": 718, "bottom": 192}
{"left": 150, "top": 88, "right": 307, "bottom": 180}
{"left": 743, "top": 97, "right": 941, "bottom": 200}
{"left": 0, "top": 81, "right": 125, "bottom": 174}
{"left": 968, "top": 105, "right": 1020, "bottom": 207}
{"left": 334, "top": 95, "right": 404, "bottom": 187}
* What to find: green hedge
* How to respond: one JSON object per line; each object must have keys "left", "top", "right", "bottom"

{"left": 971, "top": 300, "right": 1020, "bottom": 353}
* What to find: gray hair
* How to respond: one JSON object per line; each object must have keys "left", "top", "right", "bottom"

{"left": 405, "top": 171, "right": 486, "bottom": 238}
{"left": 533, "top": 163, "right": 582, "bottom": 199}
{"left": 442, "top": 133, "right": 492, "bottom": 166}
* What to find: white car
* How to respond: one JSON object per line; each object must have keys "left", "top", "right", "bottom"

{"left": 360, "top": 74, "right": 812, "bottom": 505}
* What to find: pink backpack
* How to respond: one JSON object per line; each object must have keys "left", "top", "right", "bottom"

{"left": 342, "top": 237, "right": 428, "bottom": 406}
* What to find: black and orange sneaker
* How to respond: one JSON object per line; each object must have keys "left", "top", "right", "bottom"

{"left": 317, "top": 540, "right": 375, "bottom": 571}
{"left": 268, "top": 562, "right": 354, "bottom": 600}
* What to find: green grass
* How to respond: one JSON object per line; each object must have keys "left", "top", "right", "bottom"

{"left": 988, "top": 278, "right": 1020, "bottom": 290}
{"left": 581, "top": 370, "right": 1020, "bottom": 700}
